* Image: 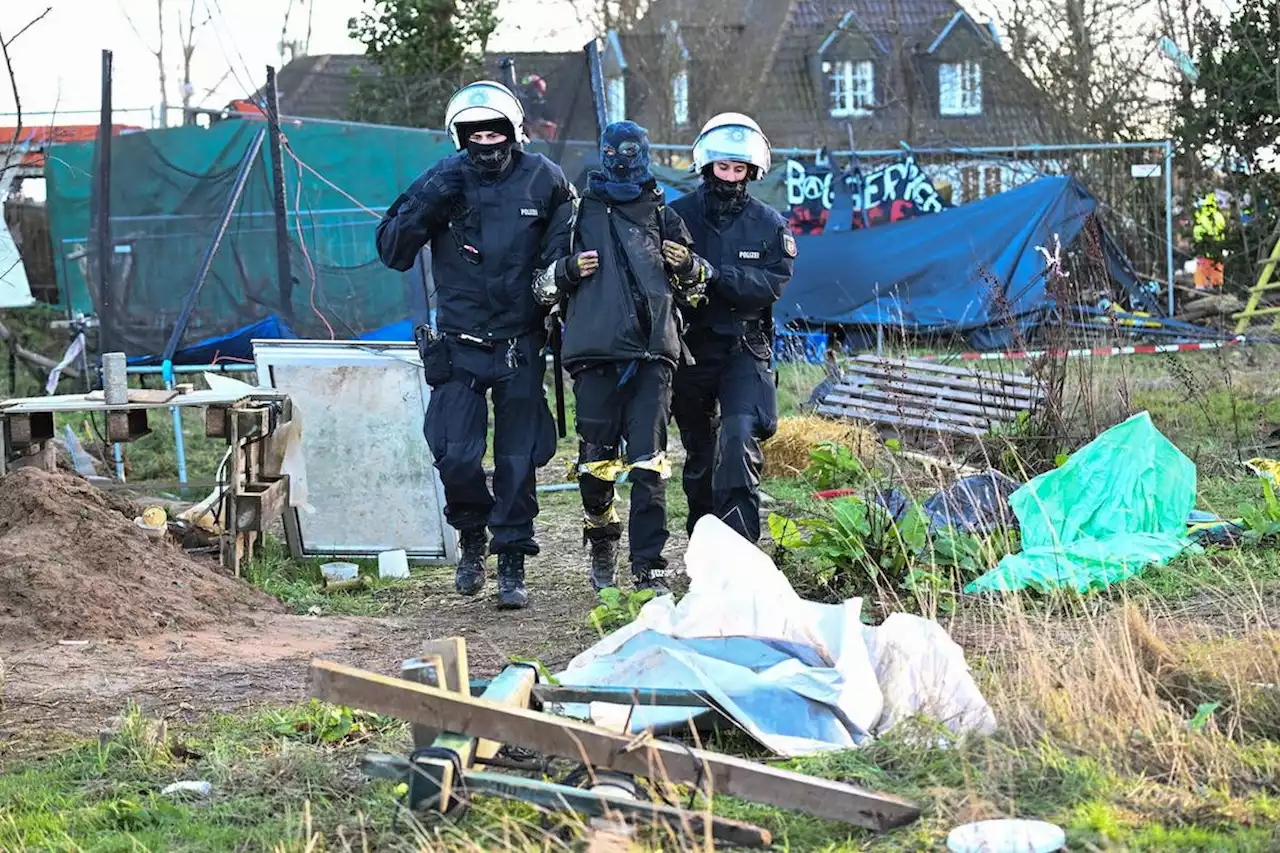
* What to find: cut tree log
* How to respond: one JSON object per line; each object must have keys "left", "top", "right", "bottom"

{"left": 310, "top": 659, "right": 920, "bottom": 830}
{"left": 0, "top": 318, "right": 79, "bottom": 379}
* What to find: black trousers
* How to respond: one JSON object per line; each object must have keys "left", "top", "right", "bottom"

{"left": 573, "top": 360, "right": 673, "bottom": 567}
{"left": 423, "top": 333, "right": 556, "bottom": 555}
{"left": 672, "top": 337, "right": 779, "bottom": 542}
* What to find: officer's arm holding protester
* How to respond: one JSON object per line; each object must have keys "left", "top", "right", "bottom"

{"left": 377, "top": 82, "right": 795, "bottom": 602}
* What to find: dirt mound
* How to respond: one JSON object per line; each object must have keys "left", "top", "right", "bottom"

{"left": 0, "top": 468, "right": 279, "bottom": 643}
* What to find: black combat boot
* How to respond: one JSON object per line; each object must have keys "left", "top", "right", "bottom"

{"left": 589, "top": 537, "right": 619, "bottom": 592}
{"left": 496, "top": 553, "right": 528, "bottom": 610}
{"left": 455, "top": 528, "right": 487, "bottom": 596}
{"left": 631, "top": 557, "right": 673, "bottom": 597}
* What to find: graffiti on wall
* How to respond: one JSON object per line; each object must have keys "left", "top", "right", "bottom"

{"left": 852, "top": 155, "right": 951, "bottom": 229}
{"left": 783, "top": 154, "right": 951, "bottom": 234}
{"left": 784, "top": 158, "right": 834, "bottom": 235}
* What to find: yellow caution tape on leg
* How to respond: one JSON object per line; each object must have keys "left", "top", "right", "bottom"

{"left": 629, "top": 451, "right": 672, "bottom": 480}
{"left": 580, "top": 458, "right": 628, "bottom": 482}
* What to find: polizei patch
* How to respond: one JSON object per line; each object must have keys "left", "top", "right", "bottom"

{"left": 738, "top": 249, "right": 762, "bottom": 260}
{"left": 520, "top": 207, "right": 539, "bottom": 217}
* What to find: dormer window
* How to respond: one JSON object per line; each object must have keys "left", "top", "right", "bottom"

{"left": 825, "top": 60, "right": 874, "bottom": 117}
{"left": 939, "top": 60, "right": 982, "bottom": 116}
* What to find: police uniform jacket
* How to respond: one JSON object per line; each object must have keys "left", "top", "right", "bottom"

{"left": 376, "top": 150, "right": 573, "bottom": 341}
{"left": 670, "top": 185, "right": 795, "bottom": 347}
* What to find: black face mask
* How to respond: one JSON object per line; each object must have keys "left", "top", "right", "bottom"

{"left": 707, "top": 173, "right": 748, "bottom": 202}
{"left": 466, "top": 138, "right": 513, "bottom": 174}
{"left": 704, "top": 170, "right": 749, "bottom": 220}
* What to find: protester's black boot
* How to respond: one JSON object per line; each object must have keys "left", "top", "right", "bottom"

{"left": 455, "top": 528, "right": 487, "bottom": 596}
{"left": 496, "top": 553, "right": 528, "bottom": 610}
{"left": 589, "top": 537, "right": 619, "bottom": 592}
{"left": 631, "top": 557, "right": 673, "bottom": 597}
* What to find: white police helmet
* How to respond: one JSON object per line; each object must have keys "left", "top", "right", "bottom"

{"left": 691, "top": 112, "right": 772, "bottom": 179}
{"left": 444, "top": 81, "right": 529, "bottom": 150}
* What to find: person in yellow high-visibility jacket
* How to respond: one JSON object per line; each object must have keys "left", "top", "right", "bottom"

{"left": 1193, "top": 193, "right": 1226, "bottom": 289}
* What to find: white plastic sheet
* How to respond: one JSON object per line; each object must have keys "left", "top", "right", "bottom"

{"left": 558, "top": 515, "right": 995, "bottom": 756}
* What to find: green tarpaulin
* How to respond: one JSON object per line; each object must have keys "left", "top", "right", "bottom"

{"left": 44, "top": 119, "right": 458, "bottom": 354}
{"left": 965, "top": 412, "right": 1196, "bottom": 594}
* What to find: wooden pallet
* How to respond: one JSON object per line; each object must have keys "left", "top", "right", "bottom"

{"left": 816, "top": 355, "right": 1045, "bottom": 437}
{"left": 204, "top": 397, "right": 295, "bottom": 576}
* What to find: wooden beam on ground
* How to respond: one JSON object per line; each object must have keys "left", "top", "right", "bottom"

{"left": 850, "top": 354, "right": 1042, "bottom": 389}
{"left": 465, "top": 770, "right": 772, "bottom": 848}
{"left": 404, "top": 660, "right": 536, "bottom": 811}
{"left": 356, "top": 756, "right": 773, "bottom": 848}
{"left": 401, "top": 655, "right": 446, "bottom": 747}
{"left": 422, "top": 638, "right": 470, "bottom": 694}
{"left": 311, "top": 659, "right": 919, "bottom": 830}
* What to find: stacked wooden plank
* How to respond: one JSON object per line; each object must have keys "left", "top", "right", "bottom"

{"left": 816, "top": 354, "right": 1045, "bottom": 437}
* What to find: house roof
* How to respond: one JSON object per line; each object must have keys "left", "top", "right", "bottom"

{"left": 256, "top": 54, "right": 376, "bottom": 120}
{"left": 820, "top": 9, "right": 890, "bottom": 55}
{"left": 251, "top": 51, "right": 589, "bottom": 128}
{"left": 636, "top": 0, "right": 794, "bottom": 113}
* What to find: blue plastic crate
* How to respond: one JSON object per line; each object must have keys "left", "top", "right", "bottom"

{"left": 774, "top": 330, "right": 830, "bottom": 364}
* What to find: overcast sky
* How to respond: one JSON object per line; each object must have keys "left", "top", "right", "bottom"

{"left": 0, "top": 0, "right": 592, "bottom": 124}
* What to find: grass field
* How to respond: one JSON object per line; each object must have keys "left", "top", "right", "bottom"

{"left": 4, "top": 308, "right": 1280, "bottom": 851}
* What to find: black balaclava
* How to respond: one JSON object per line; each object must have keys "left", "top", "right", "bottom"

{"left": 460, "top": 118, "right": 516, "bottom": 175}
{"left": 590, "top": 121, "right": 653, "bottom": 203}
{"left": 702, "top": 163, "right": 750, "bottom": 222}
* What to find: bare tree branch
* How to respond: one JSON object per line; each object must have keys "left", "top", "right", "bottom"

{"left": 177, "top": 0, "right": 210, "bottom": 120}
{"left": 0, "top": 6, "right": 53, "bottom": 179}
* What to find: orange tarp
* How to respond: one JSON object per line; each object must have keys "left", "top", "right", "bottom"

{"left": 0, "top": 124, "right": 144, "bottom": 167}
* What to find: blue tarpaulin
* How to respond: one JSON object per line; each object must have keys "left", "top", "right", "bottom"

{"left": 134, "top": 176, "right": 1163, "bottom": 365}
{"left": 775, "top": 176, "right": 1149, "bottom": 347}
{"left": 128, "top": 313, "right": 429, "bottom": 366}
{"left": 126, "top": 314, "right": 298, "bottom": 367}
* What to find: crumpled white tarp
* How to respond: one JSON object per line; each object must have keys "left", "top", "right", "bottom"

{"left": 557, "top": 515, "right": 996, "bottom": 756}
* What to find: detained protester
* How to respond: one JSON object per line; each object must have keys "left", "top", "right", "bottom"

{"left": 375, "top": 81, "right": 573, "bottom": 609}
{"left": 535, "top": 120, "right": 712, "bottom": 596}
{"left": 669, "top": 113, "right": 796, "bottom": 543}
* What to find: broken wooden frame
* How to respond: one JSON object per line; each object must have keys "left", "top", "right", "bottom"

{"left": 817, "top": 354, "right": 1046, "bottom": 437}
{"left": 313, "top": 655, "right": 920, "bottom": 833}
{"left": 357, "top": 642, "right": 775, "bottom": 847}
{"left": 0, "top": 387, "right": 294, "bottom": 576}
{"left": 203, "top": 395, "right": 295, "bottom": 575}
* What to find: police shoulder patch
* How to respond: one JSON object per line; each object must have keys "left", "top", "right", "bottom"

{"left": 782, "top": 232, "right": 798, "bottom": 258}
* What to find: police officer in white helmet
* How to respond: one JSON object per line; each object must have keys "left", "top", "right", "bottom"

{"left": 669, "top": 112, "right": 796, "bottom": 543}
{"left": 376, "top": 81, "right": 574, "bottom": 609}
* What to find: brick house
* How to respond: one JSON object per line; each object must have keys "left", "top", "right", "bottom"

{"left": 600, "top": 0, "right": 1070, "bottom": 201}
{"left": 255, "top": 2, "right": 1067, "bottom": 203}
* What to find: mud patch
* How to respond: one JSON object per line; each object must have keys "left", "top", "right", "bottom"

{"left": 0, "top": 468, "right": 278, "bottom": 643}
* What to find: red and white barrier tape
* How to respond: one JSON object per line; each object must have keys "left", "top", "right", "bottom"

{"left": 914, "top": 335, "right": 1246, "bottom": 362}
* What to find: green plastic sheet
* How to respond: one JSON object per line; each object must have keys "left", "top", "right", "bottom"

{"left": 965, "top": 412, "right": 1196, "bottom": 594}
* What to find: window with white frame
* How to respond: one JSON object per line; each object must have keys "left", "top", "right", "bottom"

{"left": 939, "top": 60, "right": 982, "bottom": 116}
{"left": 606, "top": 76, "right": 626, "bottom": 124}
{"left": 671, "top": 67, "right": 689, "bottom": 127}
{"left": 824, "top": 59, "right": 874, "bottom": 117}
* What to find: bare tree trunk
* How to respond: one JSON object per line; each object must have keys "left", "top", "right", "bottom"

{"left": 155, "top": 0, "right": 169, "bottom": 127}
{"left": 178, "top": 0, "right": 202, "bottom": 121}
